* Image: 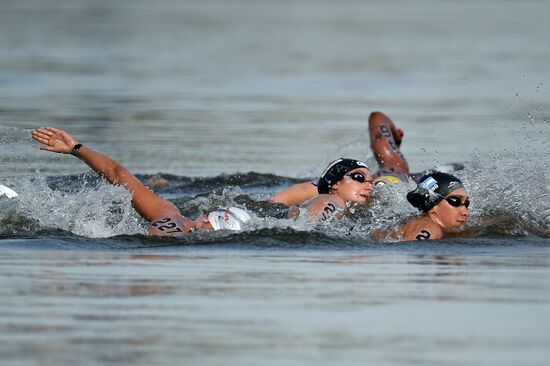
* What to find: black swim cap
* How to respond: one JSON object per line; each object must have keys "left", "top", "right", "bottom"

{"left": 406, "top": 172, "right": 464, "bottom": 212}
{"left": 317, "top": 158, "right": 370, "bottom": 194}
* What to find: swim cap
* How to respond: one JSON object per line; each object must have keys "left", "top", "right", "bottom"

{"left": 207, "top": 207, "right": 251, "bottom": 231}
{"left": 317, "top": 158, "right": 370, "bottom": 194}
{"left": 374, "top": 175, "right": 402, "bottom": 186}
{"left": 0, "top": 185, "right": 18, "bottom": 199}
{"left": 406, "top": 172, "right": 464, "bottom": 212}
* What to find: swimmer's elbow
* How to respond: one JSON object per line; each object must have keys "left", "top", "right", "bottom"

{"left": 271, "top": 182, "right": 317, "bottom": 206}
{"left": 270, "top": 195, "right": 292, "bottom": 206}
{"left": 111, "top": 164, "right": 131, "bottom": 186}
{"left": 369, "top": 111, "right": 388, "bottom": 122}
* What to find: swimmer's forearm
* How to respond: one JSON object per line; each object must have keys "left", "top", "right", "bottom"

{"left": 74, "top": 146, "right": 179, "bottom": 222}
{"left": 370, "top": 111, "right": 401, "bottom": 140}
{"left": 270, "top": 182, "right": 318, "bottom": 206}
{"left": 76, "top": 146, "right": 131, "bottom": 187}
{"left": 31, "top": 127, "right": 176, "bottom": 222}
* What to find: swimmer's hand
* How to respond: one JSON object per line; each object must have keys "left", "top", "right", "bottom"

{"left": 394, "top": 128, "right": 404, "bottom": 148}
{"left": 32, "top": 127, "right": 80, "bottom": 154}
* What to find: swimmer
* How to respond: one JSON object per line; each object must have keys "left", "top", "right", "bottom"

{"left": 31, "top": 127, "right": 250, "bottom": 236}
{"left": 294, "top": 158, "right": 374, "bottom": 222}
{"left": 271, "top": 111, "right": 409, "bottom": 206}
{"left": 382, "top": 172, "right": 470, "bottom": 241}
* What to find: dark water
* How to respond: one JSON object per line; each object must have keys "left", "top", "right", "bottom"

{"left": 1, "top": 0, "right": 549, "bottom": 365}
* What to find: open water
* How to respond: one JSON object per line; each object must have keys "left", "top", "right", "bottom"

{"left": 0, "top": 0, "right": 549, "bottom": 365}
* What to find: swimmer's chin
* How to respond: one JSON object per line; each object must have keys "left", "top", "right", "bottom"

{"left": 350, "top": 194, "right": 370, "bottom": 204}
{"left": 447, "top": 220, "right": 468, "bottom": 232}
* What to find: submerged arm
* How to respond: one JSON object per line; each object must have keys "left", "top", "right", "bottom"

{"left": 31, "top": 127, "right": 178, "bottom": 222}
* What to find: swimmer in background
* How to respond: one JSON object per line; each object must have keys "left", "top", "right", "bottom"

{"left": 291, "top": 158, "right": 375, "bottom": 222}
{"left": 270, "top": 111, "right": 409, "bottom": 206}
{"left": 384, "top": 172, "right": 470, "bottom": 240}
{"left": 31, "top": 127, "right": 250, "bottom": 236}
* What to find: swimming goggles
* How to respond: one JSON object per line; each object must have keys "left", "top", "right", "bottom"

{"left": 345, "top": 172, "right": 373, "bottom": 185}
{"left": 445, "top": 196, "right": 470, "bottom": 208}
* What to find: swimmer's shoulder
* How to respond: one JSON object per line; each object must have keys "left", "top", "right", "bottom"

{"left": 269, "top": 180, "right": 318, "bottom": 206}
{"left": 147, "top": 214, "right": 194, "bottom": 236}
{"left": 302, "top": 194, "right": 345, "bottom": 222}
{"left": 400, "top": 216, "right": 443, "bottom": 241}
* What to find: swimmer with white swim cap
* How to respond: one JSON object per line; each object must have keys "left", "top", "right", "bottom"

{"left": 271, "top": 111, "right": 410, "bottom": 207}
{"left": 31, "top": 127, "right": 250, "bottom": 236}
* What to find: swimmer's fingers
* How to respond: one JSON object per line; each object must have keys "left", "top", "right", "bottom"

{"left": 31, "top": 127, "right": 80, "bottom": 154}
{"left": 31, "top": 128, "right": 53, "bottom": 141}
{"left": 39, "top": 145, "right": 62, "bottom": 153}
{"left": 394, "top": 128, "right": 404, "bottom": 148}
{"left": 31, "top": 129, "right": 53, "bottom": 146}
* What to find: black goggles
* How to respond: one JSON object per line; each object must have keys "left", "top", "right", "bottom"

{"left": 445, "top": 196, "right": 470, "bottom": 208}
{"left": 345, "top": 172, "right": 372, "bottom": 184}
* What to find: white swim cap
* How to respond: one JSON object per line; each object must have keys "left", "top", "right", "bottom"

{"left": 207, "top": 207, "right": 251, "bottom": 231}
{"left": 0, "top": 185, "right": 18, "bottom": 199}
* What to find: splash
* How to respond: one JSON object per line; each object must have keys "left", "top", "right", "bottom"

{"left": 0, "top": 176, "right": 145, "bottom": 238}
{"left": 1, "top": 156, "right": 548, "bottom": 241}
{"left": 462, "top": 149, "right": 549, "bottom": 237}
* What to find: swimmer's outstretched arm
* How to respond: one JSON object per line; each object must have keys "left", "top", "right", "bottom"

{"left": 269, "top": 181, "right": 318, "bottom": 206}
{"left": 369, "top": 111, "right": 409, "bottom": 176}
{"left": 31, "top": 127, "right": 179, "bottom": 222}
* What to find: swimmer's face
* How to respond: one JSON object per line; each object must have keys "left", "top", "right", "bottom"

{"left": 193, "top": 214, "right": 214, "bottom": 231}
{"left": 430, "top": 187, "right": 470, "bottom": 229}
{"left": 331, "top": 168, "right": 374, "bottom": 204}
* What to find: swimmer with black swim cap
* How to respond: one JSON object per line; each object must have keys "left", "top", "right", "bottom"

{"left": 31, "top": 127, "right": 251, "bottom": 237}
{"left": 296, "top": 158, "right": 374, "bottom": 222}
{"left": 271, "top": 111, "right": 410, "bottom": 206}
{"left": 385, "top": 171, "right": 470, "bottom": 241}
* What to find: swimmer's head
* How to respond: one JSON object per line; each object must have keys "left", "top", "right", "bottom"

{"left": 374, "top": 175, "right": 402, "bottom": 186}
{"left": 317, "top": 158, "right": 371, "bottom": 194}
{"left": 407, "top": 172, "right": 470, "bottom": 229}
{"left": 207, "top": 207, "right": 251, "bottom": 231}
{"left": 406, "top": 172, "right": 465, "bottom": 212}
